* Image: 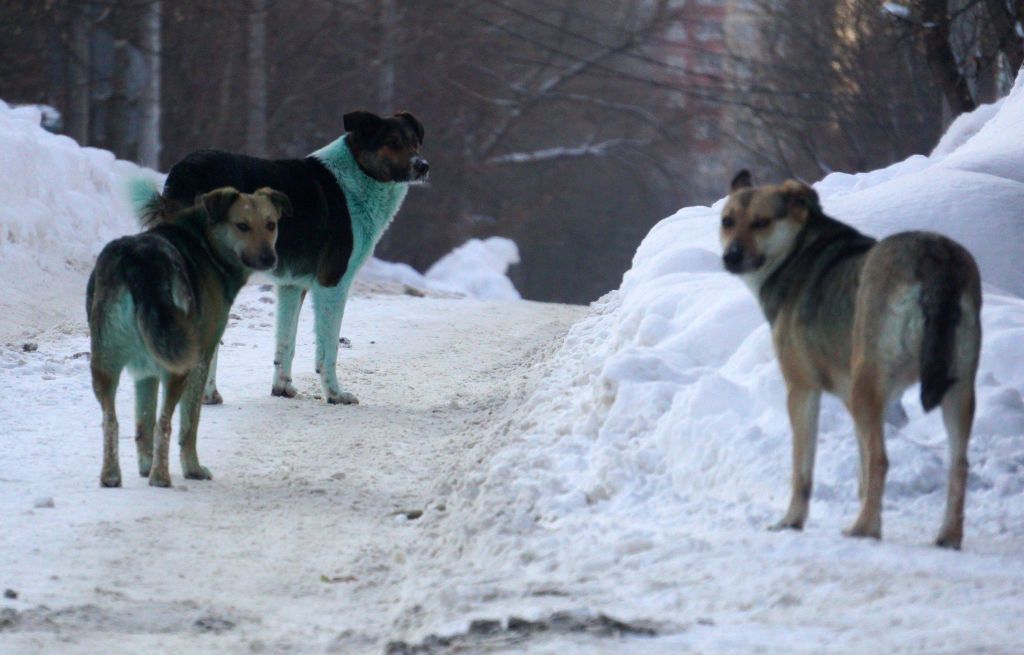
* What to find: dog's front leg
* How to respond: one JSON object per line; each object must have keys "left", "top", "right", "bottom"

{"left": 771, "top": 385, "right": 821, "bottom": 531}
{"left": 178, "top": 365, "right": 213, "bottom": 480}
{"left": 271, "top": 285, "right": 306, "bottom": 398}
{"left": 311, "top": 284, "right": 358, "bottom": 405}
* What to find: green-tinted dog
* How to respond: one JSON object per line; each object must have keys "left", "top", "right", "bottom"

{"left": 88, "top": 187, "right": 290, "bottom": 487}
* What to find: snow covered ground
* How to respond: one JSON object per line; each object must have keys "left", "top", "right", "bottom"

{"left": 0, "top": 285, "right": 581, "bottom": 654}
{"left": 3, "top": 73, "right": 1024, "bottom": 653}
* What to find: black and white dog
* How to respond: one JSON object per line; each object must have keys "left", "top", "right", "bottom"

{"left": 157, "top": 110, "right": 427, "bottom": 405}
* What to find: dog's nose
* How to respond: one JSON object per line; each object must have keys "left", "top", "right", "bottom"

{"left": 413, "top": 158, "right": 429, "bottom": 177}
{"left": 258, "top": 249, "right": 277, "bottom": 269}
{"left": 722, "top": 244, "right": 744, "bottom": 273}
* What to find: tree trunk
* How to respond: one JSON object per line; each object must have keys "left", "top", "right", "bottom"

{"left": 378, "top": 0, "right": 396, "bottom": 111}
{"left": 68, "top": 3, "right": 91, "bottom": 145}
{"left": 138, "top": 1, "right": 162, "bottom": 169}
{"left": 245, "top": 0, "right": 268, "bottom": 156}
{"left": 917, "top": 0, "right": 976, "bottom": 118}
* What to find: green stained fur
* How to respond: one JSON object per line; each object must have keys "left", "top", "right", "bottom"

{"left": 126, "top": 176, "right": 162, "bottom": 219}
{"left": 311, "top": 135, "right": 408, "bottom": 290}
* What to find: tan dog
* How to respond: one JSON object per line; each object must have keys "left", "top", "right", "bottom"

{"left": 89, "top": 187, "right": 290, "bottom": 487}
{"left": 720, "top": 170, "right": 982, "bottom": 549}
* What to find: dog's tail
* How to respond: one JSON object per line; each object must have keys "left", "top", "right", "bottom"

{"left": 919, "top": 272, "right": 963, "bottom": 412}
{"left": 125, "top": 176, "right": 172, "bottom": 229}
{"left": 124, "top": 250, "right": 199, "bottom": 375}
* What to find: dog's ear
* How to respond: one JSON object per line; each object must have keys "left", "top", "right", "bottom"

{"left": 395, "top": 111, "right": 425, "bottom": 144}
{"left": 782, "top": 180, "right": 820, "bottom": 223}
{"left": 201, "top": 187, "right": 241, "bottom": 224}
{"left": 344, "top": 110, "right": 385, "bottom": 136}
{"left": 254, "top": 187, "right": 293, "bottom": 219}
{"left": 730, "top": 169, "right": 752, "bottom": 193}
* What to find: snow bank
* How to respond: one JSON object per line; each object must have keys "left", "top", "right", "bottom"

{"left": 0, "top": 100, "right": 159, "bottom": 340}
{"left": 424, "top": 237, "right": 521, "bottom": 300}
{"left": 0, "top": 100, "right": 520, "bottom": 339}
{"left": 393, "top": 74, "right": 1024, "bottom": 649}
{"left": 358, "top": 237, "right": 521, "bottom": 300}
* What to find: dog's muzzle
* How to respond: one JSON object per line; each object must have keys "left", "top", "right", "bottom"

{"left": 722, "top": 243, "right": 765, "bottom": 274}
{"left": 245, "top": 248, "right": 278, "bottom": 271}
{"left": 412, "top": 157, "right": 430, "bottom": 181}
{"left": 722, "top": 243, "right": 745, "bottom": 273}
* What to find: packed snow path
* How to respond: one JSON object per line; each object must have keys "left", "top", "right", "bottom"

{"left": 0, "top": 286, "right": 584, "bottom": 653}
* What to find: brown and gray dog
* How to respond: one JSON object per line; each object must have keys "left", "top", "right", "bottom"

{"left": 89, "top": 187, "right": 290, "bottom": 487}
{"left": 720, "top": 170, "right": 982, "bottom": 549}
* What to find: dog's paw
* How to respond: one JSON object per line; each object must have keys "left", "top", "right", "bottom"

{"left": 934, "top": 529, "right": 963, "bottom": 551}
{"left": 148, "top": 469, "right": 172, "bottom": 488}
{"left": 100, "top": 468, "right": 122, "bottom": 488}
{"left": 842, "top": 521, "right": 881, "bottom": 540}
{"left": 137, "top": 455, "right": 152, "bottom": 477}
{"left": 271, "top": 383, "right": 298, "bottom": 398}
{"left": 202, "top": 389, "right": 224, "bottom": 405}
{"left": 326, "top": 390, "right": 359, "bottom": 405}
{"left": 768, "top": 518, "right": 803, "bottom": 532}
{"left": 182, "top": 465, "right": 213, "bottom": 481}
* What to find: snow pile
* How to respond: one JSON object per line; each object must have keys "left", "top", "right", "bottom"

{"left": 394, "top": 75, "right": 1024, "bottom": 649}
{"left": 0, "top": 100, "right": 159, "bottom": 340}
{"left": 359, "top": 237, "right": 521, "bottom": 300}
{"left": 424, "top": 237, "right": 521, "bottom": 300}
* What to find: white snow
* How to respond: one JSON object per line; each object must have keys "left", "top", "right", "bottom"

{"left": 358, "top": 236, "right": 521, "bottom": 300}
{"left": 0, "top": 99, "right": 160, "bottom": 342}
{"left": 423, "top": 237, "right": 521, "bottom": 300}
{"left": 386, "top": 73, "right": 1024, "bottom": 650}
{"left": 882, "top": 2, "right": 912, "bottom": 20}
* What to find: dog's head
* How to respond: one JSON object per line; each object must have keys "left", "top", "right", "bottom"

{"left": 720, "top": 170, "right": 820, "bottom": 277}
{"left": 343, "top": 110, "right": 428, "bottom": 183}
{"left": 202, "top": 187, "right": 291, "bottom": 271}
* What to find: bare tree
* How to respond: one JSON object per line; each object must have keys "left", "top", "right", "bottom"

{"left": 887, "top": 0, "right": 1024, "bottom": 116}
{"left": 138, "top": 0, "right": 162, "bottom": 168}
{"left": 68, "top": 2, "right": 92, "bottom": 145}
{"left": 244, "top": 0, "right": 268, "bottom": 156}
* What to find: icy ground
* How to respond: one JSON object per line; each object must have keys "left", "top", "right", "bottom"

{"left": 0, "top": 283, "right": 583, "bottom": 653}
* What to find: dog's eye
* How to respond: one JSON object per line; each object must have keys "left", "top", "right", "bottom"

{"left": 386, "top": 138, "right": 401, "bottom": 148}
{"left": 266, "top": 222, "right": 276, "bottom": 232}
{"left": 751, "top": 218, "right": 772, "bottom": 230}
{"left": 235, "top": 223, "right": 251, "bottom": 232}
{"left": 721, "top": 216, "right": 735, "bottom": 229}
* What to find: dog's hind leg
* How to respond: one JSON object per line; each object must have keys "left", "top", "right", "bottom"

{"left": 93, "top": 364, "right": 123, "bottom": 488}
{"left": 845, "top": 363, "right": 887, "bottom": 540}
{"left": 312, "top": 284, "right": 358, "bottom": 405}
{"left": 149, "top": 373, "right": 188, "bottom": 488}
{"left": 134, "top": 376, "right": 158, "bottom": 477}
{"left": 271, "top": 285, "right": 306, "bottom": 398}
{"left": 178, "top": 365, "right": 212, "bottom": 480}
{"left": 771, "top": 386, "right": 821, "bottom": 531}
{"left": 935, "top": 381, "right": 975, "bottom": 550}
{"left": 202, "top": 347, "right": 223, "bottom": 405}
